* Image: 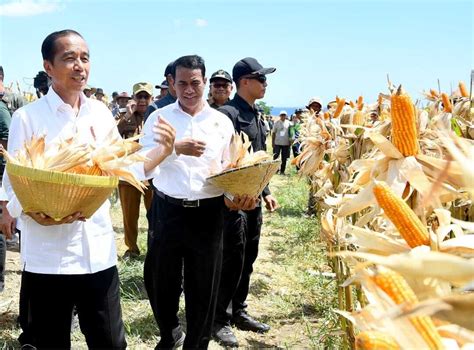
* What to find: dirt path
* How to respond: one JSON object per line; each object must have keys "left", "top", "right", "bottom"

{"left": 1, "top": 175, "right": 323, "bottom": 348}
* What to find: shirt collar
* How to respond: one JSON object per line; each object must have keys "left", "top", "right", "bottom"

{"left": 233, "top": 93, "right": 255, "bottom": 113}
{"left": 171, "top": 99, "right": 210, "bottom": 117}
{"left": 46, "top": 87, "right": 88, "bottom": 115}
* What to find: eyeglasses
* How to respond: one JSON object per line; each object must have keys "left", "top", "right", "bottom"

{"left": 135, "top": 93, "right": 150, "bottom": 100}
{"left": 212, "top": 83, "right": 231, "bottom": 89}
{"left": 242, "top": 75, "right": 267, "bottom": 84}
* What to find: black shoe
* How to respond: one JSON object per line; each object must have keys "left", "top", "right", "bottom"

{"left": 156, "top": 326, "right": 185, "bottom": 349}
{"left": 212, "top": 325, "right": 239, "bottom": 347}
{"left": 232, "top": 312, "right": 270, "bottom": 333}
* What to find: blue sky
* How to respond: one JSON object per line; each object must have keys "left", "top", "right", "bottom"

{"left": 0, "top": 0, "right": 472, "bottom": 109}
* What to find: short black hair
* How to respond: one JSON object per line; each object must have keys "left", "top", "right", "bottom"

{"left": 41, "top": 29, "right": 84, "bottom": 62}
{"left": 171, "top": 55, "right": 206, "bottom": 79}
{"left": 0, "top": 66, "right": 3, "bottom": 81}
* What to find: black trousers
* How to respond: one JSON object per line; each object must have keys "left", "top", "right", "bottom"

{"left": 273, "top": 145, "right": 290, "bottom": 174}
{"left": 19, "top": 266, "right": 126, "bottom": 349}
{"left": 214, "top": 206, "right": 262, "bottom": 326}
{"left": 144, "top": 195, "right": 224, "bottom": 349}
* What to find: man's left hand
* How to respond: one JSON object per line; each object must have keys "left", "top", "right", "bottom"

{"left": 263, "top": 195, "right": 278, "bottom": 212}
{"left": 224, "top": 194, "right": 260, "bottom": 211}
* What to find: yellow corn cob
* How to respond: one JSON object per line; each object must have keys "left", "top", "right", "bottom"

{"left": 441, "top": 93, "right": 452, "bottom": 113}
{"left": 373, "top": 182, "right": 429, "bottom": 247}
{"left": 350, "top": 100, "right": 356, "bottom": 108}
{"left": 333, "top": 97, "right": 346, "bottom": 118}
{"left": 355, "top": 331, "right": 400, "bottom": 350}
{"left": 429, "top": 89, "right": 439, "bottom": 98}
{"left": 357, "top": 96, "right": 364, "bottom": 110}
{"left": 458, "top": 81, "right": 469, "bottom": 98}
{"left": 323, "top": 112, "right": 330, "bottom": 120}
{"left": 390, "top": 86, "right": 419, "bottom": 156}
{"left": 372, "top": 268, "right": 444, "bottom": 350}
{"left": 353, "top": 110, "right": 365, "bottom": 126}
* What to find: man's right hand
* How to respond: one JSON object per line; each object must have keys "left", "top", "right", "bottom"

{"left": 0, "top": 202, "right": 16, "bottom": 240}
{"left": 175, "top": 138, "right": 206, "bottom": 157}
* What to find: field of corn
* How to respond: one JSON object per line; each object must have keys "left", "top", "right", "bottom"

{"left": 293, "top": 79, "right": 474, "bottom": 349}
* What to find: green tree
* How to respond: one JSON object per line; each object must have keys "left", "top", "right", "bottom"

{"left": 256, "top": 101, "right": 272, "bottom": 115}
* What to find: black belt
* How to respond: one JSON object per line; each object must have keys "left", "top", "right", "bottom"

{"left": 155, "top": 190, "right": 221, "bottom": 208}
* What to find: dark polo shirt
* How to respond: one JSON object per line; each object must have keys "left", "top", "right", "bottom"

{"left": 218, "top": 93, "right": 270, "bottom": 197}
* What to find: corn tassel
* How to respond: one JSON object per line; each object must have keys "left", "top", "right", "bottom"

{"left": 373, "top": 182, "right": 429, "bottom": 247}
{"left": 390, "top": 85, "right": 419, "bottom": 156}
{"left": 441, "top": 93, "right": 452, "bottom": 113}
{"left": 355, "top": 331, "right": 400, "bottom": 350}
{"left": 371, "top": 268, "right": 444, "bottom": 350}
{"left": 459, "top": 81, "right": 469, "bottom": 98}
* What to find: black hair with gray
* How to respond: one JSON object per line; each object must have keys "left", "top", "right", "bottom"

{"left": 171, "top": 55, "right": 206, "bottom": 79}
{"left": 41, "top": 29, "right": 84, "bottom": 63}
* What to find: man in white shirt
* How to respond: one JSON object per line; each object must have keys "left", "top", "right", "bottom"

{"left": 142, "top": 55, "right": 257, "bottom": 349}
{"left": 2, "top": 29, "right": 176, "bottom": 349}
{"left": 272, "top": 110, "right": 292, "bottom": 175}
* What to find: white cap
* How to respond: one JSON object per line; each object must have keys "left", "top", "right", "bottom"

{"left": 279, "top": 110, "right": 288, "bottom": 116}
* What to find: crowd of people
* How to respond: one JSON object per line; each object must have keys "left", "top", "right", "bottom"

{"left": 0, "top": 29, "right": 325, "bottom": 349}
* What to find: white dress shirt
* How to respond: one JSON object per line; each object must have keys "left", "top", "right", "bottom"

{"left": 140, "top": 100, "right": 234, "bottom": 200}
{"left": 3, "top": 88, "right": 119, "bottom": 274}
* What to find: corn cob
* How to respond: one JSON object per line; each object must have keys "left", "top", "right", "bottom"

{"left": 441, "top": 93, "right": 452, "bottom": 113}
{"left": 333, "top": 97, "right": 346, "bottom": 118}
{"left": 357, "top": 96, "right": 364, "bottom": 111}
{"left": 371, "top": 268, "right": 444, "bottom": 350}
{"left": 390, "top": 85, "right": 419, "bottom": 156}
{"left": 353, "top": 111, "right": 365, "bottom": 126}
{"left": 458, "top": 81, "right": 469, "bottom": 98}
{"left": 429, "top": 89, "right": 439, "bottom": 99}
{"left": 355, "top": 331, "right": 400, "bottom": 350}
{"left": 373, "top": 182, "right": 429, "bottom": 247}
{"left": 323, "top": 112, "right": 330, "bottom": 120}
{"left": 350, "top": 101, "right": 356, "bottom": 108}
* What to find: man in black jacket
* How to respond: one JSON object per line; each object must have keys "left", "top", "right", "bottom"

{"left": 213, "top": 57, "right": 278, "bottom": 347}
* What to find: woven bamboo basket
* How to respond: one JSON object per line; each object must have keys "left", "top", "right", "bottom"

{"left": 6, "top": 163, "right": 118, "bottom": 221}
{"left": 207, "top": 160, "right": 280, "bottom": 197}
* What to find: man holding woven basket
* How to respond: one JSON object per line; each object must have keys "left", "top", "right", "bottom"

{"left": 1, "top": 30, "right": 177, "bottom": 349}
{"left": 213, "top": 57, "right": 279, "bottom": 347}
{"left": 141, "top": 55, "right": 259, "bottom": 349}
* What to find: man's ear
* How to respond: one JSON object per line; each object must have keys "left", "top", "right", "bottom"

{"left": 43, "top": 60, "right": 53, "bottom": 76}
{"left": 203, "top": 77, "right": 207, "bottom": 86}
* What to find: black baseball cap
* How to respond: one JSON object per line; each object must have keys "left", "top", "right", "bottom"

{"left": 210, "top": 69, "right": 232, "bottom": 83}
{"left": 232, "top": 57, "right": 276, "bottom": 82}
{"left": 155, "top": 80, "right": 169, "bottom": 89}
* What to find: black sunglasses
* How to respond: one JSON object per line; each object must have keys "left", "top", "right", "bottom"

{"left": 242, "top": 75, "right": 267, "bottom": 83}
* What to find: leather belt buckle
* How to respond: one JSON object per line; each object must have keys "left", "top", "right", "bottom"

{"left": 182, "top": 199, "right": 199, "bottom": 208}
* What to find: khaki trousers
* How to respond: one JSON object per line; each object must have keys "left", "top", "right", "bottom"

{"left": 118, "top": 181, "right": 153, "bottom": 253}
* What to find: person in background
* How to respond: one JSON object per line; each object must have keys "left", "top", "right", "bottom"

{"left": 0, "top": 94, "right": 11, "bottom": 293}
{"left": 112, "top": 91, "right": 131, "bottom": 117}
{"left": 272, "top": 110, "right": 291, "bottom": 175}
{"left": 289, "top": 109, "right": 303, "bottom": 163}
{"left": 260, "top": 107, "right": 270, "bottom": 136}
{"left": 154, "top": 80, "right": 169, "bottom": 101}
{"left": 94, "top": 88, "right": 105, "bottom": 103}
{"left": 214, "top": 57, "right": 278, "bottom": 348}
{"left": 0, "top": 66, "right": 25, "bottom": 114}
{"left": 116, "top": 83, "right": 154, "bottom": 259}
{"left": 208, "top": 69, "right": 233, "bottom": 109}
{"left": 307, "top": 96, "right": 323, "bottom": 116}
{"left": 145, "top": 61, "right": 177, "bottom": 119}
{"left": 83, "top": 85, "right": 95, "bottom": 98}
{"left": 142, "top": 55, "right": 257, "bottom": 349}
{"left": 109, "top": 91, "right": 118, "bottom": 111}
{"left": 33, "top": 71, "right": 51, "bottom": 98}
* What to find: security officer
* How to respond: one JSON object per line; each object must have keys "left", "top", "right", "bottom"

{"left": 213, "top": 57, "right": 278, "bottom": 347}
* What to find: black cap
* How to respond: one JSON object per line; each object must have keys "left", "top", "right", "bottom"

{"left": 155, "top": 80, "right": 169, "bottom": 89}
{"left": 95, "top": 88, "right": 104, "bottom": 96}
{"left": 164, "top": 61, "right": 174, "bottom": 77}
{"left": 232, "top": 57, "right": 276, "bottom": 82}
{"left": 210, "top": 69, "right": 232, "bottom": 83}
